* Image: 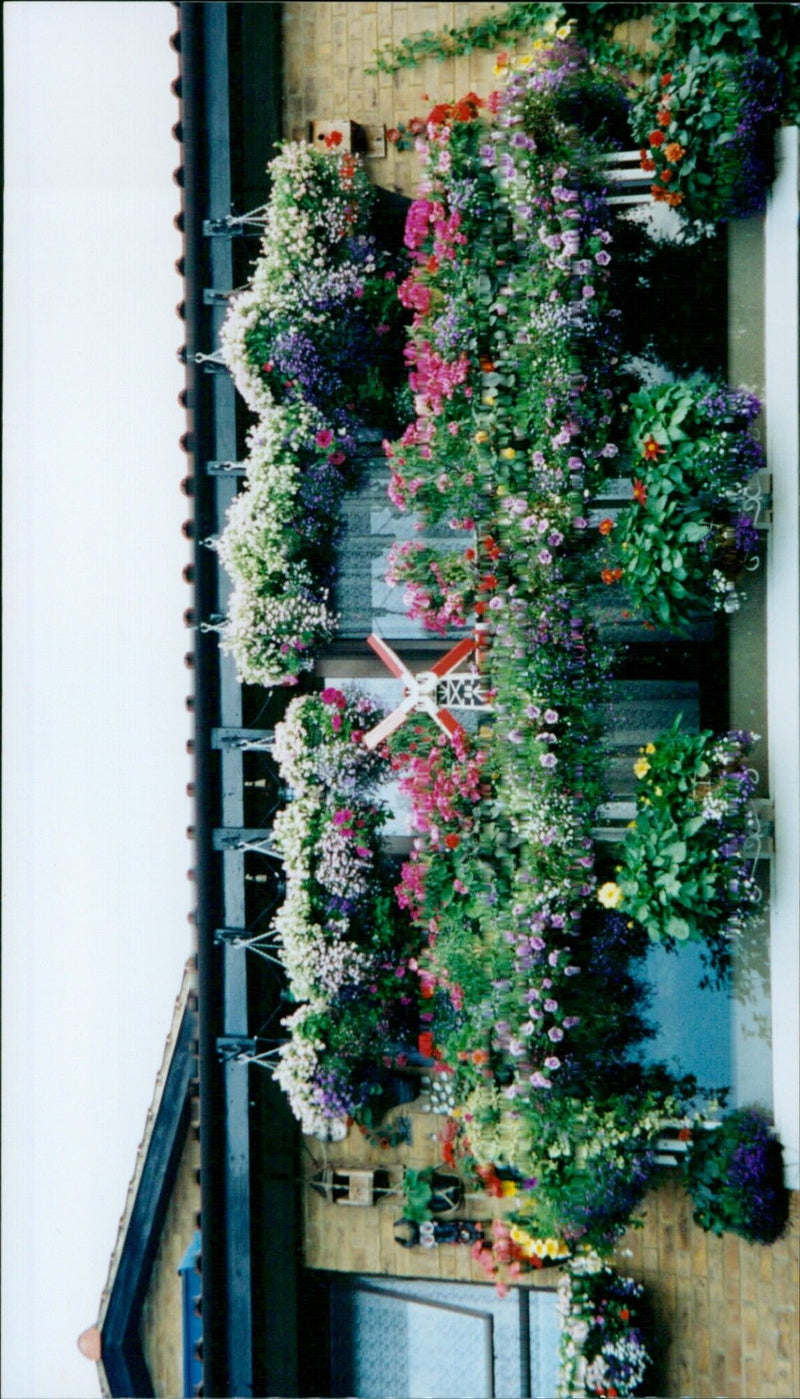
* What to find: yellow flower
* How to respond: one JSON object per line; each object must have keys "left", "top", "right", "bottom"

{"left": 474, "top": 430, "right": 490, "bottom": 444}
{"left": 500, "top": 447, "right": 516, "bottom": 460}
{"left": 627, "top": 820, "right": 637, "bottom": 830}
{"left": 496, "top": 483, "right": 509, "bottom": 497}
{"left": 556, "top": 22, "right": 574, "bottom": 39}
{"left": 645, "top": 743, "right": 656, "bottom": 754}
{"left": 482, "top": 393, "right": 496, "bottom": 406}
{"left": 654, "top": 785, "right": 663, "bottom": 796}
{"left": 500, "top": 1179, "right": 518, "bottom": 1198}
{"left": 597, "top": 881, "right": 623, "bottom": 909}
{"left": 518, "top": 53, "right": 532, "bottom": 66}
{"left": 633, "top": 757, "right": 651, "bottom": 779}
{"left": 545, "top": 1237, "right": 567, "bottom": 1258}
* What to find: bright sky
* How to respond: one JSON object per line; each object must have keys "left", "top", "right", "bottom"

{"left": 2, "top": 5, "right": 192, "bottom": 1396}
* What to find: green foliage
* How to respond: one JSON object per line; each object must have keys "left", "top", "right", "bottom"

{"left": 365, "top": 2, "right": 566, "bottom": 75}
{"left": 614, "top": 720, "right": 761, "bottom": 971}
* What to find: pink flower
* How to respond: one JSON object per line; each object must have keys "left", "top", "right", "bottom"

{"left": 315, "top": 428, "right": 334, "bottom": 449}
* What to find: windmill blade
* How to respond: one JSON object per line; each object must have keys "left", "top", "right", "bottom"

{"left": 362, "top": 694, "right": 416, "bottom": 750}
{"left": 431, "top": 634, "right": 476, "bottom": 678}
{"left": 366, "top": 633, "right": 415, "bottom": 684}
{"left": 419, "top": 697, "right": 463, "bottom": 741}
{"left": 435, "top": 707, "right": 464, "bottom": 740}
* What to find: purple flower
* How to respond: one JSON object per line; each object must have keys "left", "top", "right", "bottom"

{"left": 548, "top": 1026, "right": 564, "bottom": 1042}
{"left": 530, "top": 1071, "right": 552, "bottom": 1089}
{"left": 540, "top": 753, "right": 557, "bottom": 768}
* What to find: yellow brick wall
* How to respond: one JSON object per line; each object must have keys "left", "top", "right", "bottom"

{"left": 283, "top": 2, "right": 532, "bottom": 199}
{"left": 302, "top": 1103, "right": 800, "bottom": 1398}
{"left": 140, "top": 1128, "right": 201, "bottom": 1399}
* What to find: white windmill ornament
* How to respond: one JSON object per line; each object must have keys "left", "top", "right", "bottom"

{"left": 361, "top": 630, "right": 492, "bottom": 751}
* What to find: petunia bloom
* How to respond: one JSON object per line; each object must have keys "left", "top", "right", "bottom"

{"left": 597, "top": 881, "right": 624, "bottom": 909}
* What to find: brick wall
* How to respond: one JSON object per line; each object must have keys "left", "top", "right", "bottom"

{"left": 282, "top": 2, "right": 526, "bottom": 199}
{"left": 140, "top": 1128, "right": 201, "bottom": 1399}
{"left": 302, "top": 1101, "right": 800, "bottom": 1397}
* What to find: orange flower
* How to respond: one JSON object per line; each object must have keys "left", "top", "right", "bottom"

{"left": 641, "top": 437, "right": 663, "bottom": 461}
{"left": 665, "top": 190, "right": 684, "bottom": 207}
{"left": 598, "top": 517, "right": 615, "bottom": 536}
{"left": 664, "top": 141, "right": 685, "bottom": 162}
{"left": 632, "top": 477, "right": 648, "bottom": 504}
{"left": 656, "top": 107, "right": 672, "bottom": 126}
{"left": 601, "top": 567, "right": 623, "bottom": 585}
{"left": 426, "top": 254, "right": 439, "bottom": 274}
{"left": 479, "top": 357, "right": 495, "bottom": 372}
{"left": 640, "top": 156, "right": 656, "bottom": 173}
{"left": 471, "top": 1049, "right": 490, "bottom": 1066}
{"left": 660, "top": 168, "right": 673, "bottom": 183}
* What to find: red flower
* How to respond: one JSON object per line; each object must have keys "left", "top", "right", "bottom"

{"left": 678, "top": 1126, "right": 692, "bottom": 1142}
{"left": 598, "top": 517, "right": 615, "bottom": 536}
{"left": 601, "top": 567, "right": 623, "bottom": 585}
{"left": 660, "top": 168, "right": 673, "bottom": 183}
{"left": 657, "top": 107, "right": 672, "bottom": 126}
{"left": 427, "top": 102, "right": 450, "bottom": 126}
{"left": 648, "top": 130, "right": 665, "bottom": 147}
{"left": 632, "top": 477, "right": 648, "bottom": 505}
{"left": 478, "top": 574, "right": 498, "bottom": 591}
{"left": 661, "top": 72, "right": 673, "bottom": 87}
{"left": 324, "top": 130, "right": 343, "bottom": 149}
{"left": 386, "top": 127, "right": 400, "bottom": 144}
{"left": 641, "top": 436, "right": 664, "bottom": 461}
{"left": 444, "top": 832, "right": 460, "bottom": 850}
{"left": 417, "top": 1031, "right": 435, "bottom": 1058}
